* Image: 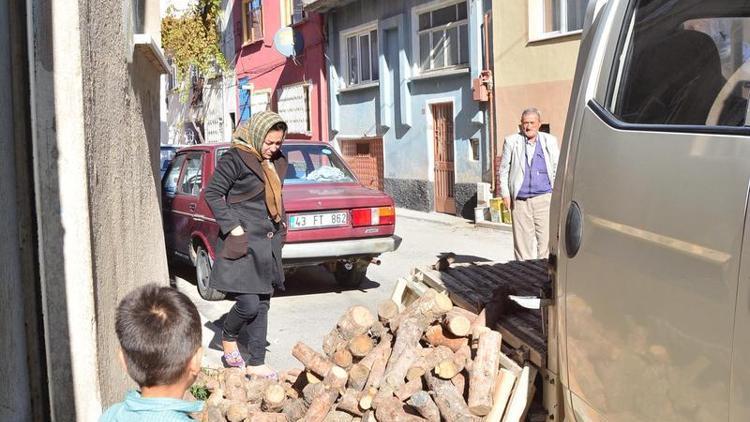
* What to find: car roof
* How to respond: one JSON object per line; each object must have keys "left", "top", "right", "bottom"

{"left": 176, "top": 139, "right": 331, "bottom": 153}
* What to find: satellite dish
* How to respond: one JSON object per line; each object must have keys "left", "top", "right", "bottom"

{"left": 273, "top": 26, "right": 304, "bottom": 58}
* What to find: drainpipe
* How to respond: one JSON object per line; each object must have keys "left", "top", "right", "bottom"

{"left": 483, "top": 11, "right": 497, "bottom": 194}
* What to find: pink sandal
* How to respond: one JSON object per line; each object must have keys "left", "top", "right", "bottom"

{"left": 222, "top": 350, "right": 246, "bottom": 368}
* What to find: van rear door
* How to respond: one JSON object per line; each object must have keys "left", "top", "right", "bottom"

{"left": 557, "top": 0, "right": 750, "bottom": 420}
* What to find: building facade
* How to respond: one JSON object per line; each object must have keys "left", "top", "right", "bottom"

{"left": 232, "top": 0, "right": 329, "bottom": 141}
{"left": 308, "top": 0, "right": 493, "bottom": 218}
{"left": 2, "top": 0, "right": 170, "bottom": 420}
{"left": 492, "top": 0, "right": 585, "bottom": 145}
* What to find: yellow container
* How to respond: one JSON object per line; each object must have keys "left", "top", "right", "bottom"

{"left": 489, "top": 198, "right": 512, "bottom": 224}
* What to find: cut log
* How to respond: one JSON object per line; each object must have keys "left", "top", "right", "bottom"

{"left": 486, "top": 368, "right": 516, "bottom": 422}
{"left": 262, "top": 383, "right": 286, "bottom": 412}
{"left": 383, "top": 345, "right": 419, "bottom": 389}
{"left": 337, "top": 306, "right": 376, "bottom": 340}
{"left": 303, "top": 382, "right": 326, "bottom": 406}
{"left": 358, "top": 387, "right": 378, "bottom": 411}
{"left": 385, "top": 318, "right": 428, "bottom": 388}
{"left": 359, "top": 333, "right": 392, "bottom": 372}
{"left": 448, "top": 306, "right": 479, "bottom": 323}
{"left": 468, "top": 330, "right": 502, "bottom": 416}
{"left": 307, "top": 370, "right": 323, "bottom": 385}
{"left": 378, "top": 299, "right": 400, "bottom": 324}
{"left": 391, "top": 289, "right": 453, "bottom": 332}
{"left": 337, "top": 388, "right": 364, "bottom": 416}
{"left": 407, "top": 391, "right": 440, "bottom": 422}
{"left": 206, "top": 389, "right": 224, "bottom": 407}
{"left": 293, "top": 342, "right": 334, "bottom": 377}
{"left": 434, "top": 358, "right": 461, "bottom": 379}
{"left": 443, "top": 311, "right": 471, "bottom": 337}
{"left": 205, "top": 406, "right": 223, "bottom": 422}
{"left": 424, "top": 324, "right": 468, "bottom": 352}
{"left": 361, "top": 410, "right": 376, "bottom": 422}
{"left": 369, "top": 320, "right": 388, "bottom": 340}
{"left": 363, "top": 337, "right": 392, "bottom": 391}
{"left": 226, "top": 402, "right": 249, "bottom": 422}
{"left": 323, "top": 329, "right": 348, "bottom": 357}
{"left": 454, "top": 343, "right": 473, "bottom": 372}
{"left": 469, "top": 309, "right": 486, "bottom": 332}
{"left": 347, "top": 363, "right": 370, "bottom": 392}
{"left": 451, "top": 371, "right": 466, "bottom": 398}
{"left": 246, "top": 412, "right": 287, "bottom": 422}
{"left": 371, "top": 385, "right": 395, "bottom": 410}
{"left": 348, "top": 334, "right": 375, "bottom": 358}
{"left": 424, "top": 371, "right": 475, "bottom": 421}
{"left": 304, "top": 366, "right": 349, "bottom": 422}
{"left": 324, "top": 410, "right": 355, "bottom": 422}
{"left": 375, "top": 396, "right": 428, "bottom": 422}
{"left": 407, "top": 346, "right": 453, "bottom": 381}
{"left": 394, "top": 378, "right": 423, "bottom": 402}
{"left": 333, "top": 349, "right": 354, "bottom": 369}
{"left": 282, "top": 397, "right": 308, "bottom": 422}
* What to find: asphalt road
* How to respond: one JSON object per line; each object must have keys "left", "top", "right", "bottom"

{"left": 172, "top": 210, "right": 515, "bottom": 372}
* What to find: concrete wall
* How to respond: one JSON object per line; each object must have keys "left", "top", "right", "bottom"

{"left": 492, "top": 0, "right": 581, "bottom": 142}
{"left": 78, "top": 0, "right": 171, "bottom": 408}
{"left": 327, "top": 0, "right": 489, "bottom": 218}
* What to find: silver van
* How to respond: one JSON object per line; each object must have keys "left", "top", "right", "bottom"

{"left": 550, "top": 0, "right": 750, "bottom": 420}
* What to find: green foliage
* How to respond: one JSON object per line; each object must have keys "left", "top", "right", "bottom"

{"left": 189, "top": 383, "right": 210, "bottom": 401}
{"left": 162, "top": 0, "right": 229, "bottom": 93}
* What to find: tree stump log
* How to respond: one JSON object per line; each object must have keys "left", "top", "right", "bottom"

{"left": 347, "top": 363, "right": 370, "bottom": 392}
{"left": 226, "top": 402, "right": 249, "bottom": 422}
{"left": 337, "top": 306, "right": 376, "bottom": 340}
{"left": 293, "top": 342, "right": 334, "bottom": 377}
{"left": 262, "top": 383, "right": 286, "bottom": 412}
{"left": 424, "top": 371, "right": 475, "bottom": 421}
{"left": 394, "top": 378, "right": 423, "bottom": 402}
{"left": 282, "top": 397, "right": 308, "bottom": 422}
{"left": 424, "top": 324, "right": 468, "bottom": 352}
{"left": 434, "top": 358, "right": 462, "bottom": 380}
{"left": 304, "top": 366, "right": 349, "bottom": 422}
{"left": 246, "top": 412, "right": 287, "bottom": 422}
{"left": 359, "top": 333, "right": 392, "bottom": 371}
{"left": 348, "top": 334, "right": 375, "bottom": 358}
{"left": 374, "top": 396, "right": 428, "bottom": 422}
{"left": 407, "top": 391, "right": 440, "bottom": 422}
{"left": 391, "top": 289, "right": 452, "bottom": 332}
{"left": 363, "top": 336, "right": 392, "bottom": 391}
{"left": 407, "top": 346, "right": 453, "bottom": 381}
{"left": 324, "top": 410, "right": 355, "bottom": 422}
{"left": 468, "top": 329, "right": 502, "bottom": 416}
{"left": 303, "top": 382, "right": 325, "bottom": 406}
{"left": 377, "top": 299, "right": 400, "bottom": 325}
{"left": 337, "top": 388, "right": 364, "bottom": 416}
{"left": 323, "top": 329, "right": 348, "bottom": 357}
{"left": 451, "top": 371, "right": 467, "bottom": 398}
{"left": 444, "top": 311, "right": 472, "bottom": 337}
{"left": 333, "top": 349, "right": 354, "bottom": 369}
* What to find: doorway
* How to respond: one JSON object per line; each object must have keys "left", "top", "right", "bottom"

{"left": 432, "top": 103, "right": 456, "bottom": 214}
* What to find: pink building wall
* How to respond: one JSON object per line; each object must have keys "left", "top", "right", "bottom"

{"left": 231, "top": 1, "right": 329, "bottom": 141}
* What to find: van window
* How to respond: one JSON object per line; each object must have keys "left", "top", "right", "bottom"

{"left": 179, "top": 153, "right": 203, "bottom": 196}
{"left": 609, "top": 1, "right": 750, "bottom": 127}
{"left": 163, "top": 154, "right": 186, "bottom": 198}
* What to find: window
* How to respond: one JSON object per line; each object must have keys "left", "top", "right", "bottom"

{"left": 609, "top": 3, "right": 750, "bottom": 127}
{"left": 162, "top": 154, "right": 186, "bottom": 198}
{"left": 250, "top": 90, "right": 271, "bottom": 117}
{"left": 277, "top": 83, "right": 311, "bottom": 134}
{"left": 280, "top": 144, "right": 356, "bottom": 184}
{"left": 530, "top": 0, "right": 589, "bottom": 40}
{"left": 356, "top": 142, "right": 370, "bottom": 156}
{"left": 342, "top": 25, "right": 379, "bottom": 86}
{"left": 179, "top": 154, "right": 203, "bottom": 196}
{"left": 469, "top": 138, "right": 479, "bottom": 161}
{"left": 417, "top": 2, "right": 469, "bottom": 72}
{"left": 282, "top": 0, "right": 305, "bottom": 26}
{"left": 243, "top": 0, "right": 264, "bottom": 44}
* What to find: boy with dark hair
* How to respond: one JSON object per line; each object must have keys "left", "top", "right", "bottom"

{"left": 101, "top": 284, "right": 204, "bottom": 421}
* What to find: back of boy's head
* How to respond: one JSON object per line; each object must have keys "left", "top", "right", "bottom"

{"left": 115, "top": 284, "right": 201, "bottom": 387}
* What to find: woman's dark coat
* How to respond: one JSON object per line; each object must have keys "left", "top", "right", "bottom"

{"left": 204, "top": 148, "right": 288, "bottom": 294}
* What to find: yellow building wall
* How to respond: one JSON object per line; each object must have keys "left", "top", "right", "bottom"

{"left": 492, "top": 1, "right": 582, "bottom": 144}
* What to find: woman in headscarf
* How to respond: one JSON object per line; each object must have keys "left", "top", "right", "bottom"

{"left": 204, "top": 111, "right": 288, "bottom": 378}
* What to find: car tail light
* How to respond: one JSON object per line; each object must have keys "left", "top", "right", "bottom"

{"left": 351, "top": 206, "right": 396, "bottom": 227}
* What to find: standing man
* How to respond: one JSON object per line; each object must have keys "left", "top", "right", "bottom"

{"left": 499, "top": 108, "right": 559, "bottom": 260}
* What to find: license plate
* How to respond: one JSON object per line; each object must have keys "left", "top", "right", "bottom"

{"left": 289, "top": 211, "right": 349, "bottom": 230}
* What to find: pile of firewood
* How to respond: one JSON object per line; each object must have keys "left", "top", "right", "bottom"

{"left": 190, "top": 288, "right": 524, "bottom": 421}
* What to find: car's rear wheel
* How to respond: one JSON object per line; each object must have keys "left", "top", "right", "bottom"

{"left": 334, "top": 259, "right": 369, "bottom": 288}
{"left": 196, "top": 245, "right": 226, "bottom": 301}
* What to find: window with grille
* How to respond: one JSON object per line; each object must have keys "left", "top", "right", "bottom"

{"left": 417, "top": 2, "right": 469, "bottom": 72}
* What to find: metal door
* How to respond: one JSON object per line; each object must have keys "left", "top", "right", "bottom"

{"left": 555, "top": 1, "right": 750, "bottom": 420}
{"left": 341, "top": 139, "right": 384, "bottom": 190}
{"left": 432, "top": 103, "right": 455, "bottom": 214}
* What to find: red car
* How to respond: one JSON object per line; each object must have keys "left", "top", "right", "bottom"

{"left": 161, "top": 141, "right": 401, "bottom": 299}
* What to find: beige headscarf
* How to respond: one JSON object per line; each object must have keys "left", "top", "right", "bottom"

{"left": 231, "top": 111, "right": 287, "bottom": 222}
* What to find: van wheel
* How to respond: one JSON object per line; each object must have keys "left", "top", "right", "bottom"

{"left": 334, "top": 260, "right": 369, "bottom": 288}
{"left": 196, "top": 245, "right": 226, "bottom": 301}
